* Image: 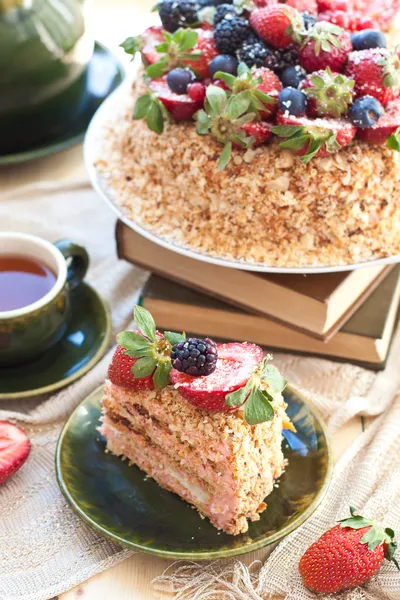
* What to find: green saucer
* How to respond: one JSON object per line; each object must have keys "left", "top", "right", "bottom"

{"left": 0, "top": 42, "right": 125, "bottom": 166}
{"left": 0, "top": 283, "right": 112, "bottom": 400}
{"left": 56, "top": 385, "right": 333, "bottom": 560}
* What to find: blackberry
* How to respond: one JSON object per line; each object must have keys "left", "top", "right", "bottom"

{"left": 214, "top": 15, "right": 251, "bottom": 55}
{"left": 215, "top": 3, "right": 237, "bottom": 25}
{"left": 171, "top": 338, "right": 218, "bottom": 377}
{"left": 238, "top": 39, "right": 279, "bottom": 70}
{"left": 302, "top": 12, "right": 317, "bottom": 30}
{"left": 159, "top": 0, "right": 199, "bottom": 33}
{"left": 271, "top": 46, "right": 299, "bottom": 72}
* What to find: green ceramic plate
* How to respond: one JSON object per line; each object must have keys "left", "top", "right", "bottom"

{"left": 0, "top": 42, "right": 125, "bottom": 166}
{"left": 0, "top": 283, "right": 112, "bottom": 400}
{"left": 56, "top": 385, "right": 333, "bottom": 560}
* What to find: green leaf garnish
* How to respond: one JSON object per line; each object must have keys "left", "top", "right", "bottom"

{"left": 244, "top": 388, "right": 275, "bottom": 426}
{"left": 262, "top": 364, "right": 287, "bottom": 394}
{"left": 226, "top": 385, "right": 250, "bottom": 408}
{"left": 164, "top": 331, "right": 186, "bottom": 345}
{"left": 218, "top": 142, "right": 232, "bottom": 170}
{"left": 133, "top": 93, "right": 170, "bottom": 135}
{"left": 143, "top": 28, "right": 200, "bottom": 79}
{"left": 134, "top": 306, "right": 157, "bottom": 342}
{"left": 387, "top": 128, "right": 400, "bottom": 151}
{"left": 132, "top": 356, "right": 157, "bottom": 378}
{"left": 117, "top": 330, "right": 153, "bottom": 351}
{"left": 272, "top": 123, "right": 341, "bottom": 164}
{"left": 153, "top": 360, "right": 172, "bottom": 389}
{"left": 120, "top": 35, "right": 143, "bottom": 56}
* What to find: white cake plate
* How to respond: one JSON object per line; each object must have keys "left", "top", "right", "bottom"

{"left": 84, "top": 82, "right": 400, "bottom": 275}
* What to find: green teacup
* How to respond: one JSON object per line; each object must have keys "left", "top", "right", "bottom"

{"left": 0, "top": 232, "right": 89, "bottom": 367}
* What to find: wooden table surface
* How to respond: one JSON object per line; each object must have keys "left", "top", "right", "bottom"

{"left": 0, "top": 1, "right": 365, "bottom": 597}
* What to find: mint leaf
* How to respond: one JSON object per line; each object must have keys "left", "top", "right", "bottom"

{"left": 226, "top": 385, "right": 249, "bottom": 408}
{"left": 120, "top": 36, "right": 142, "bottom": 56}
{"left": 133, "top": 95, "right": 152, "bottom": 120}
{"left": 153, "top": 360, "right": 172, "bottom": 389}
{"left": 244, "top": 388, "right": 274, "bottom": 426}
{"left": 134, "top": 306, "right": 157, "bottom": 342}
{"left": 262, "top": 364, "right": 287, "bottom": 395}
{"left": 132, "top": 356, "right": 157, "bottom": 378}
{"left": 117, "top": 330, "right": 153, "bottom": 351}
{"left": 218, "top": 141, "right": 232, "bottom": 170}
{"left": 164, "top": 331, "right": 186, "bottom": 345}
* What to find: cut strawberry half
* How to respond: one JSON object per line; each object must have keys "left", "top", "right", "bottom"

{"left": 149, "top": 77, "right": 202, "bottom": 121}
{"left": 358, "top": 98, "right": 400, "bottom": 144}
{"left": 239, "top": 121, "right": 273, "bottom": 146}
{"left": 141, "top": 26, "right": 165, "bottom": 66}
{"left": 0, "top": 422, "right": 31, "bottom": 484}
{"left": 170, "top": 343, "right": 264, "bottom": 411}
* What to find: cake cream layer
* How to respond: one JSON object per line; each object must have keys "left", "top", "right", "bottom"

{"left": 95, "top": 77, "right": 400, "bottom": 269}
{"left": 99, "top": 382, "right": 287, "bottom": 535}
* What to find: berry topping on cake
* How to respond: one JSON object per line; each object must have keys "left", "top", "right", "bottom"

{"left": 170, "top": 343, "right": 265, "bottom": 413}
{"left": 348, "top": 95, "right": 384, "bottom": 128}
{"left": 214, "top": 4, "right": 238, "bottom": 25}
{"left": 171, "top": 337, "right": 218, "bottom": 375}
{"left": 298, "top": 22, "right": 352, "bottom": 72}
{"left": 280, "top": 64, "right": 307, "bottom": 88}
{"left": 351, "top": 29, "right": 387, "bottom": 51}
{"left": 301, "top": 67, "right": 355, "bottom": 117}
{"left": 249, "top": 5, "right": 303, "bottom": 49}
{"left": 273, "top": 115, "right": 356, "bottom": 161}
{"left": 278, "top": 87, "right": 308, "bottom": 116}
{"left": 167, "top": 67, "right": 196, "bottom": 93}
{"left": 238, "top": 37, "right": 278, "bottom": 69}
{"left": 299, "top": 507, "right": 400, "bottom": 594}
{"left": 0, "top": 422, "right": 31, "bottom": 484}
{"left": 214, "top": 15, "right": 251, "bottom": 54}
{"left": 209, "top": 53, "right": 238, "bottom": 77}
{"left": 239, "top": 120, "right": 273, "bottom": 145}
{"left": 357, "top": 97, "right": 400, "bottom": 145}
{"left": 159, "top": 0, "right": 200, "bottom": 32}
{"left": 346, "top": 48, "right": 400, "bottom": 106}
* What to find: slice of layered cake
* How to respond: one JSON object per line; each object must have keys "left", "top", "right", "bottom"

{"left": 99, "top": 306, "right": 291, "bottom": 535}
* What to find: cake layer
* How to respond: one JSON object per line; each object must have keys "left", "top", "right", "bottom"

{"left": 95, "top": 78, "right": 400, "bottom": 269}
{"left": 99, "top": 382, "right": 287, "bottom": 535}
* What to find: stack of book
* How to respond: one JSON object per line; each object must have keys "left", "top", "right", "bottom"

{"left": 117, "top": 221, "right": 400, "bottom": 370}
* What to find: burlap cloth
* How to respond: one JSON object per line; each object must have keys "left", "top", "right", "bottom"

{"left": 1, "top": 181, "right": 400, "bottom": 600}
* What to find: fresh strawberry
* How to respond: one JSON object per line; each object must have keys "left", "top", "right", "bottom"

{"left": 149, "top": 77, "right": 201, "bottom": 121}
{"left": 317, "top": 0, "right": 347, "bottom": 10}
{"left": 0, "top": 422, "right": 31, "bottom": 484}
{"left": 141, "top": 26, "right": 165, "bottom": 65}
{"left": 298, "top": 22, "right": 352, "bottom": 73}
{"left": 273, "top": 112, "right": 356, "bottom": 161}
{"left": 319, "top": 10, "right": 375, "bottom": 31}
{"left": 358, "top": 98, "right": 400, "bottom": 144}
{"left": 345, "top": 48, "right": 400, "bottom": 107}
{"left": 183, "top": 29, "right": 218, "bottom": 79}
{"left": 238, "top": 121, "right": 273, "bottom": 146}
{"left": 301, "top": 68, "right": 355, "bottom": 117}
{"left": 286, "top": 0, "right": 318, "bottom": 13}
{"left": 108, "top": 345, "right": 156, "bottom": 391}
{"left": 299, "top": 507, "right": 400, "bottom": 594}
{"left": 249, "top": 5, "right": 303, "bottom": 49}
{"left": 253, "top": 67, "right": 282, "bottom": 119}
{"left": 170, "top": 343, "right": 264, "bottom": 411}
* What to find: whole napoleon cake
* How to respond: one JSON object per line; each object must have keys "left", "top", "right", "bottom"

{"left": 95, "top": 0, "right": 400, "bottom": 268}
{"left": 99, "top": 306, "right": 293, "bottom": 536}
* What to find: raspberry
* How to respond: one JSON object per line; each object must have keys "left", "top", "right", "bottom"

{"left": 171, "top": 338, "right": 218, "bottom": 376}
{"left": 214, "top": 15, "right": 251, "bottom": 54}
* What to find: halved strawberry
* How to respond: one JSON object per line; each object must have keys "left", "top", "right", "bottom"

{"left": 183, "top": 29, "right": 218, "bottom": 79}
{"left": 0, "top": 422, "right": 31, "bottom": 484}
{"left": 170, "top": 343, "right": 264, "bottom": 411}
{"left": 149, "top": 77, "right": 202, "bottom": 121}
{"left": 239, "top": 121, "right": 273, "bottom": 146}
{"left": 141, "top": 26, "right": 165, "bottom": 66}
{"left": 345, "top": 48, "right": 400, "bottom": 107}
{"left": 108, "top": 345, "right": 155, "bottom": 391}
{"left": 358, "top": 98, "right": 400, "bottom": 144}
{"left": 274, "top": 112, "right": 356, "bottom": 161}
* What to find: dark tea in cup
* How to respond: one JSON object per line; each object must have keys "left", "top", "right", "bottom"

{"left": 0, "top": 256, "right": 57, "bottom": 312}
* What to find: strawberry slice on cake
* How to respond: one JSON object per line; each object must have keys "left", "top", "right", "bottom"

{"left": 99, "top": 306, "right": 291, "bottom": 535}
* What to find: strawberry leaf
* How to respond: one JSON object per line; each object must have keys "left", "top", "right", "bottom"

{"left": 227, "top": 90, "right": 252, "bottom": 119}
{"left": 213, "top": 71, "right": 236, "bottom": 88}
{"left": 146, "top": 101, "right": 164, "bottom": 134}
{"left": 206, "top": 85, "right": 228, "bottom": 116}
{"left": 117, "top": 331, "right": 153, "bottom": 351}
{"left": 177, "top": 29, "right": 198, "bottom": 51}
{"left": 133, "top": 94, "right": 152, "bottom": 120}
{"left": 226, "top": 385, "right": 250, "bottom": 408}
{"left": 301, "top": 137, "right": 323, "bottom": 163}
{"left": 387, "top": 130, "right": 400, "bottom": 151}
{"left": 153, "top": 360, "right": 172, "bottom": 389}
{"left": 134, "top": 306, "right": 157, "bottom": 342}
{"left": 146, "top": 59, "right": 168, "bottom": 78}
{"left": 120, "top": 36, "right": 142, "bottom": 56}
{"left": 244, "top": 388, "right": 274, "bottom": 426}
{"left": 132, "top": 356, "right": 157, "bottom": 378}
{"left": 272, "top": 125, "right": 305, "bottom": 138}
{"left": 195, "top": 110, "right": 212, "bottom": 135}
{"left": 164, "top": 331, "right": 186, "bottom": 345}
{"left": 218, "top": 141, "right": 232, "bottom": 170}
{"left": 262, "top": 364, "right": 287, "bottom": 395}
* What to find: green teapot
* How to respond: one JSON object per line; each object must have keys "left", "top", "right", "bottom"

{"left": 0, "top": 0, "right": 93, "bottom": 154}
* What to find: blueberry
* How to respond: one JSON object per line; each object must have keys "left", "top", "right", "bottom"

{"left": 166, "top": 68, "right": 195, "bottom": 94}
{"left": 280, "top": 65, "right": 307, "bottom": 88}
{"left": 278, "top": 88, "right": 308, "bottom": 116}
{"left": 209, "top": 54, "right": 238, "bottom": 78}
{"left": 302, "top": 12, "right": 317, "bottom": 30}
{"left": 351, "top": 29, "right": 387, "bottom": 51}
{"left": 348, "top": 96, "right": 384, "bottom": 128}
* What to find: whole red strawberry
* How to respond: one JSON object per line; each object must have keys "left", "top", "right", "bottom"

{"left": 346, "top": 48, "right": 400, "bottom": 107}
{"left": 249, "top": 5, "right": 303, "bottom": 49}
{"left": 299, "top": 22, "right": 352, "bottom": 73}
{"left": 299, "top": 507, "right": 400, "bottom": 593}
{"left": 108, "top": 345, "right": 156, "bottom": 391}
{"left": 0, "top": 422, "right": 31, "bottom": 484}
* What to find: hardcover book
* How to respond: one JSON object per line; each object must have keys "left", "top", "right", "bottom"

{"left": 140, "top": 267, "right": 400, "bottom": 370}
{"left": 117, "top": 220, "right": 393, "bottom": 341}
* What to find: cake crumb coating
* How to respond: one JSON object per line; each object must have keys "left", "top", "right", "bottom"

{"left": 94, "top": 76, "right": 400, "bottom": 268}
